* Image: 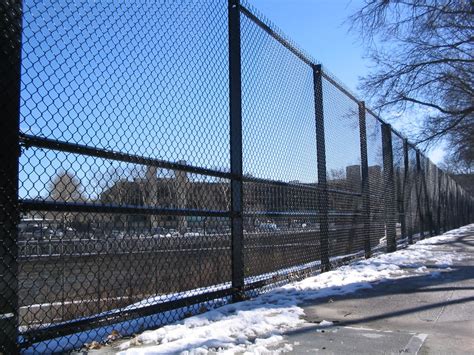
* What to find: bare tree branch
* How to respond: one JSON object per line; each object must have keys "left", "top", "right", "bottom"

{"left": 348, "top": 0, "right": 474, "bottom": 171}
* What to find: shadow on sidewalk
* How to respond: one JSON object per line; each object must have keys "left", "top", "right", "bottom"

{"left": 278, "top": 230, "right": 474, "bottom": 339}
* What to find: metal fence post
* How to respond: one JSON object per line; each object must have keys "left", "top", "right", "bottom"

{"left": 358, "top": 102, "right": 371, "bottom": 258}
{"left": 445, "top": 178, "right": 450, "bottom": 230}
{"left": 228, "top": 0, "right": 244, "bottom": 300}
{"left": 463, "top": 192, "right": 466, "bottom": 226}
{"left": 397, "top": 144, "right": 406, "bottom": 242}
{"left": 403, "top": 139, "right": 413, "bottom": 244}
{"left": 421, "top": 159, "right": 434, "bottom": 236}
{"left": 450, "top": 180, "right": 454, "bottom": 229}
{"left": 444, "top": 173, "right": 449, "bottom": 231}
{"left": 312, "top": 64, "right": 330, "bottom": 272}
{"left": 0, "top": 0, "right": 22, "bottom": 353}
{"left": 381, "top": 124, "right": 397, "bottom": 252}
{"left": 455, "top": 184, "right": 460, "bottom": 228}
{"left": 415, "top": 151, "right": 425, "bottom": 238}
{"left": 465, "top": 193, "right": 470, "bottom": 225}
{"left": 454, "top": 184, "right": 457, "bottom": 228}
{"left": 436, "top": 167, "right": 442, "bottom": 234}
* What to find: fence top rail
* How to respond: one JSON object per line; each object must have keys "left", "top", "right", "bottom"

{"left": 239, "top": 0, "right": 317, "bottom": 67}
{"left": 321, "top": 70, "right": 360, "bottom": 104}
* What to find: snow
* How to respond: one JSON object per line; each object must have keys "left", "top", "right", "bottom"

{"left": 116, "top": 225, "right": 472, "bottom": 355}
{"left": 318, "top": 320, "right": 334, "bottom": 327}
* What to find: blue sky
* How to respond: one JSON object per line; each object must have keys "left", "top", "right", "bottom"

{"left": 246, "top": 0, "right": 446, "bottom": 164}
{"left": 19, "top": 0, "right": 443, "bottom": 200}
{"left": 20, "top": 0, "right": 361, "bottom": 199}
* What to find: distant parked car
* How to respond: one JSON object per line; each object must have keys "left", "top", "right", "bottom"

{"left": 257, "top": 223, "right": 279, "bottom": 232}
{"left": 183, "top": 232, "right": 201, "bottom": 237}
{"left": 164, "top": 229, "right": 180, "bottom": 238}
{"left": 31, "top": 227, "right": 55, "bottom": 241}
{"left": 150, "top": 227, "right": 165, "bottom": 235}
{"left": 19, "top": 218, "right": 58, "bottom": 241}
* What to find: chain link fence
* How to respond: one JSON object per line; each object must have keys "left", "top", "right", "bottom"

{"left": 1, "top": 0, "right": 473, "bottom": 352}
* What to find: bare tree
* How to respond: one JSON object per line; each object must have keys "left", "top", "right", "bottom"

{"left": 441, "top": 142, "right": 473, "bottom": 174}
{"left": 328, "top": 168, "right": 346, "bottom": 182}
{"left": 348, "top": 0, "right": 473, "bottom": 166}
{"left": 48, "top": 170, "right": 83, "bottom": 202}
{"left": 48, "top": 170, "right": 84, "bottom": 225}
{"left": 441, "top": 115, "right": 474, "bottom": 173}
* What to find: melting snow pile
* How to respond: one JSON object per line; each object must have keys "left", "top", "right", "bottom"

{"left": 118, "top": 225, "right": 471, "bottom": 354}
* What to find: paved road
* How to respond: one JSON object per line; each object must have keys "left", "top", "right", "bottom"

{"left": 280, "top": 227, "right": 474, "bottom": 354}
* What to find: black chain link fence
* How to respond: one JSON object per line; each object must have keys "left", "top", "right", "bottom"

{"left": 1, "top": 0, "right": 473, "bottom": 353}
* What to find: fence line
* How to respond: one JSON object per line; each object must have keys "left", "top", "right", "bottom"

{"left": 1, "top": 0, "right": 473, "bottom": 353}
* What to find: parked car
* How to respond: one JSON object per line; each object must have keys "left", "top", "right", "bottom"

{"left": 257, "top": 223, "right": 279, "bottom": 232}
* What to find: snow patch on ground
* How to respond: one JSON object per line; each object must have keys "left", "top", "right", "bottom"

{"left": 318, "top": 320, "right": 334, "bottom": 327}
{"left": 117, "top": 225, "right": 472, "bottom": 355}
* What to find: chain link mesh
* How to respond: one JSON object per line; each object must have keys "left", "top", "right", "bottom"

{"left": 0, "top": 0, "right": 473, "bottom": 352}
{"left": 240, "top": 10, "right": 320, "bottom": 287}
{"left": 321, "top": 77, "right": 366, "bottom": 257}
{"left": 17, "top": 0, "right": 233, "bottom": 352}
{"left": 365, "top": 112, "right": 387, "bottom": 249}
{"left": 391, "top": 132, "right": 406, "bottom": 240}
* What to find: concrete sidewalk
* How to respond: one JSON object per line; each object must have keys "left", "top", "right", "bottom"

{"left": 279, "top": 229, "right": 474, "bottom": 354}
